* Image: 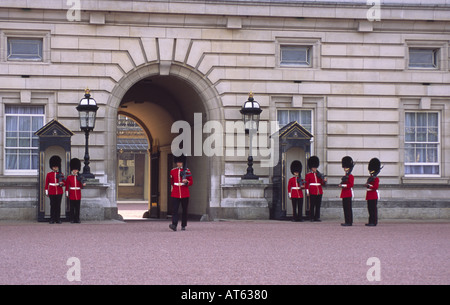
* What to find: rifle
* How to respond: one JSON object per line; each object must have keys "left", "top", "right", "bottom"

{"left": 316, "top": 170, "right": 327, "bottom": 186}
{"left": 366, "top": 166, "right": 383, "bottom": 186}
{"left": 297, "top": 175, "right": 306, "bottom": 188}
{"left": 56, "top": 171, "right": 65, "bottom": 185}
{"left": 76, "top": 174, "right": 87, "bottom": 185}
{"left": 180, "top": 158, "right": 190, "bottom": 185}
{"left": 340, "top": 163, "right": 354, "bottom": 184}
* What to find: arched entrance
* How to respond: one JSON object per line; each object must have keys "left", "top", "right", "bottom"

{"left": 106, "top": 63, "right": 223, "bottom": 219}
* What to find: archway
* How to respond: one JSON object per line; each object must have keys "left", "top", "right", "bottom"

{"left": 106, "top": 63, "right": 223, "bottom": 219}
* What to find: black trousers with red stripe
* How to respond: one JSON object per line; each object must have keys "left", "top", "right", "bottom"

{"left": 49, "top": 194, "right": 62, "bottom": 222}
{"left": 367, "top": 199, "right": 378, "bottom": 225}
{"left": 70, "top": 199, "right": 81, "bottom": 223}
{"left": 291, "top": 197, "right": 303, "bottom": 220}
{"left": 342, "top": 197, "right": 353, "bottom": 224}
{"left": 309, "top": 194, "right": 322, "bottom": 220}
{"left": 172, "top": 197, "right": 189, "bottom": 227}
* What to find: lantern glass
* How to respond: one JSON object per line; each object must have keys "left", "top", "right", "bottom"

{"left": 240, "top": 97, "right": 262, "bottom": 132}
{"left": 87, "top": 111, "right": 96, "bottom": 129}
{"left": 76, "top": 91, "right": 99, "bottom": 131}
{"left": 79, "top": 110, "right": 88, "bottom": 129}
{"left": 78, "top": 110, "right": 97, "bottom": 129}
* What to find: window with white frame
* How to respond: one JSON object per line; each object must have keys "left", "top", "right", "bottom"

{"left": 404, "top": 112, "right": 440, "bottom": 176}
{"left": 280, "top": 45, "right": 312, "bottom": 67}
{"left": 7, "top": 38, "right": 43, "bottom": 61}
{"left": 408, "top": 48, "right": 439, "bottom": 69}
{"left": 277, "top": 109, "right": 312, "bottom": 133}
{"left": 5, "top": 105, "right": 44, "bottom": 173}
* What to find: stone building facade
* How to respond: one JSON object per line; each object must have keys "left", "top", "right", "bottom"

{"left": 0, "top": 0, "right": 449, "bottom": 221}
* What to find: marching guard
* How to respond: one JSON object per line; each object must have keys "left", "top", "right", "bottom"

{"left": 305, "top": 156, "right": 327, "bottom": 222}
{"left": 45, "top": 155, "right": 65, "bottom": 224}
{"left": 339, "top": 156, "right": 354, "bottom": 226}
{"left": 169, "top": 155, "right": 193, "bottom": 231}
{"left": 65, "top": 158, "right": 86, "bottom": 223}
{"left": 288, "top": 160, "right": 305, "bottom": 222}
{"left": 365, "top": 158, "right": 382, "bottom": 226}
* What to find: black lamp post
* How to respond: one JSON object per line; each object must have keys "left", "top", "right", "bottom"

{"left": 240, "top": 92, "right": 262, "bottom": 180}
{"left": 76, "top": 88, "right": 98, "bottom": 179}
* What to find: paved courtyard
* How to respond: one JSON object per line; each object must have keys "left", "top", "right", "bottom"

{"left": 0, "top": 219, "right": 448, "bottom": 285}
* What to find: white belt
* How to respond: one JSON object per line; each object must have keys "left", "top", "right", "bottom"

{"left": 291, "top": 187, "right": 302, "bottom": 190}
{"left": 70, "top": 187, "right": 81, "bottom": 190}
{"left": 310, "top": 183, "right": 321, "bottom": 186}
{"left": 49, "top": 183, "right": 60, "bottom": 186}
{"left": 174, "top": 183, "right": 185, "bottom": 186}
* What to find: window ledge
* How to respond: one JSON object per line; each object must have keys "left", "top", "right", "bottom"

{"left": 402, "top": 176, "right": 449, "bottom": 184}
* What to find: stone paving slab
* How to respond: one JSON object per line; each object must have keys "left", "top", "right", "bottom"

{"left": 0, "top": 220, "right": 448, "bottom": 285}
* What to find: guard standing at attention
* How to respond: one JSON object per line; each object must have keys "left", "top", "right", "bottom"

{"left": 169, "top": 155, "right": 193, "bottom": 231}
{"left": 45, "top": 155, "right": 65, "bottom": 224}
{"left": 66, "top": 158, "right": 86, "bottom": 223}
{"left": 288, "top": 160, "right": 305, "bottom": 222}
{"left": 339, "top": 156, "right": 354, "bottom": 227}
{"left": 305, "top": 156, "right": 327, "bottom": 222}
{"left": 365, "top": 158, "right": 382, "bottom": 227}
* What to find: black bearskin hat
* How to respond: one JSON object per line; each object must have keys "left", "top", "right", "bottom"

{"left": 70, "top": 158, "right": 81, "bottom": 171}
{"left": 174, "top": 154, "right": 186, "bottom": 165}
{"left": 341, "top": 156, "right": 354, "bottom": 169}
{"left": 49, "top": 155, "right": 61, "bottom": 169}
{"left": 290, "top": 160, "right": 302, "bottom": 175}
{"left": 368, "top": 158, "right": 381, "bottom": 173}
{"left": 308, "top": 156, "right": 320, "bottom": 169}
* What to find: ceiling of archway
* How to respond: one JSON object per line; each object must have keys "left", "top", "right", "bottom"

{"left": 119, "top": 74, "right": 208, "bottom": 147}
{"left": 120, "top": 75, "right": 207, "bottom": 125}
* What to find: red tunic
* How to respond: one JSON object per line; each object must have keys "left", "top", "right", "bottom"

{"left": 170, "top": 167, "right": 193, "bottom": 198}
{"left": 45, "top": 171, "right": 65, "bottom": 195}
{"left": 366, "top": 176, "right": 379, "bottom": 200}
{"left": 65, "top": 175, "right": 83, "bottom": 200}
{"left": 340, "top": 174, "right": 354, "bottom": 199}
{"left": 288, "top": 176, "right": 304, "bottom": 198}
{"left": 305, "top": 172, "right": 325, "bottom": 196}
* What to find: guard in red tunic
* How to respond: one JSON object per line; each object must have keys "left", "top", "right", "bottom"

{"left": 365, "top": 158, "right": 382, "bottom": 227}
{"left": 45, "top": 155, "right": 65, "bottom": 224}
{"left": 169, "top": 155, "right": 193, "bottom": 231}
{"left": 66, "top": 158, "right": 86, "bottom": 224}
{"left": 305, "top": 156, "right": 327, "bottom": 222}
{"left": 287, "top": 160, "right": 305, "bottom": 222}
{"left": 339, "top": 156, "right": 354, "bottom": 226}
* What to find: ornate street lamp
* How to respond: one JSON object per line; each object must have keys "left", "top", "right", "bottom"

{"left": 240, "top": 92, "right": 262, "bottom": 180}
{"left": 76, "top": 88, "right": 98, "bottom": 179}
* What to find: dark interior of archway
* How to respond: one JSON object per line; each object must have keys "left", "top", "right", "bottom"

{"left": 120, "top": 75, "right": 207, "bottom": 125}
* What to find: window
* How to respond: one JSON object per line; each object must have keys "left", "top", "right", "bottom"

{"left": 408, "top": 48, "right": 439, "bottom": 69}
{"left": 5, "top": 105, "right": 44, "bottom": 173}
{"left": 277, "top": 109, "right": 312, "bottom": 132}
{"left": 280, "top": 45, "right": 312, "bottom": 67}
{"left": 7, "top": 38, "right": 43, "bottom": 61}
{"left": 404, "top": 112, "right": 439, "bottom": 176}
